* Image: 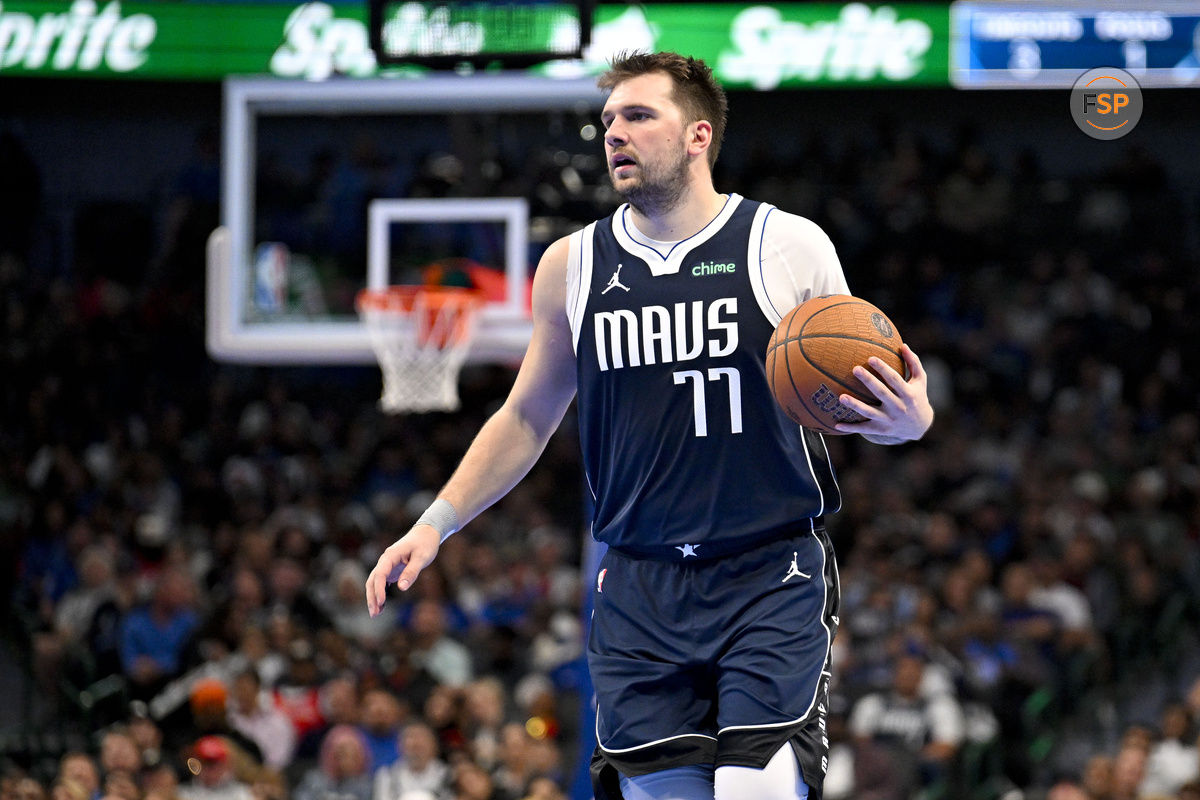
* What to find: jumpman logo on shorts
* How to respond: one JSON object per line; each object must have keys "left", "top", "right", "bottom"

{"left": 602, "top": 263, "right": 631, "bottom": 294}
{"left": 676, "top": 543, "right": 700, "bottom": 558}
{"left": 782, "top": 552, "right": 811, "bottom": 583}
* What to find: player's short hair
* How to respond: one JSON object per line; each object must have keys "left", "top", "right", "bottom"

{"left": 598, "top": 51, "right": 728, "bottom": 169}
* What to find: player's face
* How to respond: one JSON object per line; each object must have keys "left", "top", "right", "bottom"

{"left": 601, "top": 72, "right": 692, "bottom": 214}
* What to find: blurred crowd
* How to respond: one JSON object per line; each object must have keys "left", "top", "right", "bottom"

{"left": 2, "top": 92, "right": 1200, "bottom": 800}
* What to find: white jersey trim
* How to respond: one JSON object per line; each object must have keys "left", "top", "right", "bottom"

{"left": 596, "top": 711, "right": 718, "bottom": 753}
{"left": 819, "top": 433, "right": 842, "bottom": 514}
{"left": 611, "top": 194, "right": 743, "bottom": 276}
{"left": 755, "top": 209, "right": 850, "bottom": 321}
{"left": 800, "top": 432, "right": 826, "bottom": 519}
{"left": 747, "top": 203, "right": 781, "bottom": 326}
{"left": 567, "top": 223, "right": 596, "bottom": 353}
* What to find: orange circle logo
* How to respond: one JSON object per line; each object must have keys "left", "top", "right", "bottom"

{"left": 1071, "top": 67, "right": 1143, "bottom": 140}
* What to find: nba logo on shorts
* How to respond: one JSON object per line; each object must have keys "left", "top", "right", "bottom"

{"left": 597, "top": 568, "right": 607, "bottom": 593}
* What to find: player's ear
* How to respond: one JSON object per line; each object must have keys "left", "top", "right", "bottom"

{"left": 688, "top": 120, "right": 713, "bottom": 158}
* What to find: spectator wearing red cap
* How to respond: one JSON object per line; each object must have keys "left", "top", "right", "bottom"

{"left": 179, "top": 737, "right": 253, "bottom": 800}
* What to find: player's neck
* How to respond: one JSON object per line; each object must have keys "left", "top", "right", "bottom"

{"left": 625, "top": 183, "right": 726, "bottom": 243}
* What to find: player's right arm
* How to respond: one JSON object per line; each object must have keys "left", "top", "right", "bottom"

{"left": 365, "top": 235, "right": 578, "bottom": 615}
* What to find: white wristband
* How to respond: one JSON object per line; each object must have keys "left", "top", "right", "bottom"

{"left": 416, "top": 498, "right": 460, "bottom": 544}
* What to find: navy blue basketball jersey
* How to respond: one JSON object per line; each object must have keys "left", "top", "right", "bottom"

{"left": 567, "top": 194, "right": 841, "bottom": 557}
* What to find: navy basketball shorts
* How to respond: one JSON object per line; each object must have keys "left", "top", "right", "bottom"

{"left": 588, "top": 521, "right": 841, "bottom": 798}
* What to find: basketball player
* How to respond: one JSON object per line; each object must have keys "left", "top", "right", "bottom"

{"left": 366, "top": 52, "right": 934, "bottom": 800}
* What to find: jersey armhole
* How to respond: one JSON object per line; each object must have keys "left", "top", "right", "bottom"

{"left": 566, "top": 223, "right": 596, "bottom": 354}
{"left": 747, "top": 203, "right": 784, "bottom": 326}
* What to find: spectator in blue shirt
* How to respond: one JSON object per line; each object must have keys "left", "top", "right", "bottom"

{"left": 119, "top": 566, "right": 200, "bottom": 695}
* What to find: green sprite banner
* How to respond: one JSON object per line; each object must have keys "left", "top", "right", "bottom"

{"left": 639, "top": 4, "right": 946, "bottom": 89}
{"left": 0, "top": 1, "right": 949, "bottom": 88}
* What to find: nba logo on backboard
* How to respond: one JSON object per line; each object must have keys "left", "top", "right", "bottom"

{"left": 253, "top": 242, "right": 289, "bottom": 313}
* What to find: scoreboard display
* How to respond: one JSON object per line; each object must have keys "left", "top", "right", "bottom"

{"left": 951, "top": 2, "right": 1200, "bottom": 88}
{"left": 368, "top": 0, "right": 593, "bottom": 68}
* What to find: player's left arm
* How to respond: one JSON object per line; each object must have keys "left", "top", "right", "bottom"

{"left": 834, "top": 345, "right": 934, "bottom": 444}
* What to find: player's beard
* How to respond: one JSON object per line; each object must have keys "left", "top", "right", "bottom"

{"left": 611, "top": 147, "right": 690, "bottom": 218}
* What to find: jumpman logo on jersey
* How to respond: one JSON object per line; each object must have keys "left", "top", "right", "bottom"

{"left": 602, "top": 263, "right": 630, "bottom": 294}
{"left": 782, "top": 552, "right": 811, "bottom": 582}
{"left": 676, "top": 544, "right": 700, "bottom": 558}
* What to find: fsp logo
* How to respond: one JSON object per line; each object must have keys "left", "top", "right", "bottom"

{"left": 1084, "top": 93, "right": 1127, "bottom": 115}
{"left": 1070, "top": 67, "right": 1143, "bottom": 140}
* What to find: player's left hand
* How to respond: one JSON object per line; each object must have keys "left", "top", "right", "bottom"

{"left": 834, "top": 343, "right": 933, "bottom": 443}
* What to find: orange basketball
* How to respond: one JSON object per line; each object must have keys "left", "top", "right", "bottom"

{"left": 766, "top": 294, "right": 905, "bottom": 435}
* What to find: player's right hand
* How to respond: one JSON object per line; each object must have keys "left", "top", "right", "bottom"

{"left": 365, "top": 524, "right": 440, "bottom": 616}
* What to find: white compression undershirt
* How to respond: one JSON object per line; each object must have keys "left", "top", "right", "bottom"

{"left": 613, "top": 204, "right": 848, "bottom": 316}
{"left": 756, "top": 208, "right": 850, "bottom": 324}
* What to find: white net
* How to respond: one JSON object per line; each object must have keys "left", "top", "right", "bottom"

{"left": 358, "top": 287, "right": 481, "bottom": 413}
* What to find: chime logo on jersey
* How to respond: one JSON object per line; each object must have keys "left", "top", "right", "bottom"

{"left": 691, "top": 260, "right": 736, "bottom": 276}
{"left": 592, "top": 298, "right": 739, "bottom": 372}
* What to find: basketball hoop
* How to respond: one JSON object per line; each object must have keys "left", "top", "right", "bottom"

{"left": 356, "top": 286, "right": 482, "bottom": 413}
